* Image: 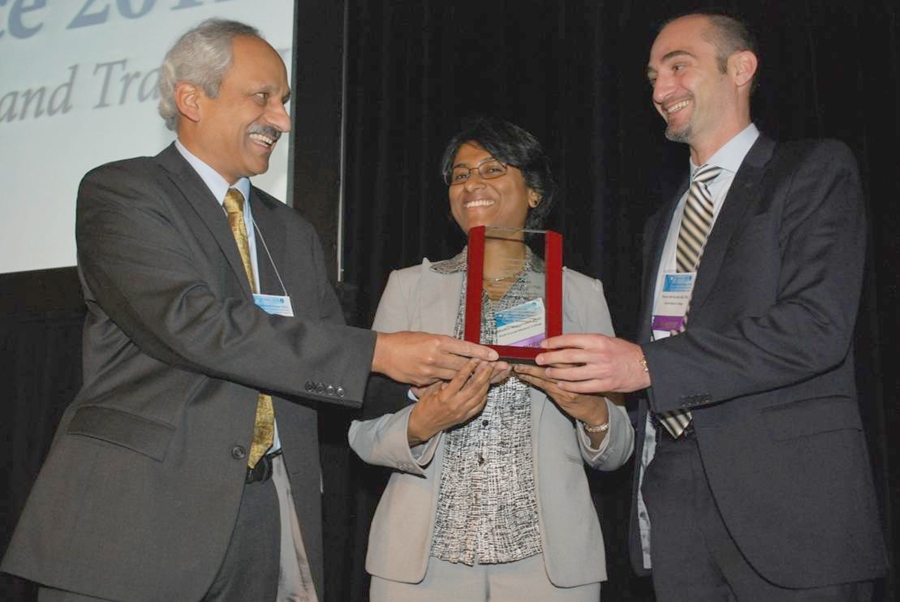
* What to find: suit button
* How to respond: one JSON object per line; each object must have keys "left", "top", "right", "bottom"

{"left": 326, "top": 385, "right": 335, "bottom": 396}
{"left": 336, "top": 387, "right": 345, "bottom": 398}
{"left": 315, "top": 383, "right": 325, "bottom": 394}
{"left": 231, "top": 446, "right": 247, "bottom": 460}
{"left": 305, "top": 381, "right": 315, "bottom": 393}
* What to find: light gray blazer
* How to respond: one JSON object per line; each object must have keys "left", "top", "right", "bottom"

{"left": 349, "top": 259, "right": 634, "bottom": 587}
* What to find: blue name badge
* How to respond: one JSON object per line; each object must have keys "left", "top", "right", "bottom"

{"left": 651, "top": 272, "right": 696, "bottom": 334}
{"left": 663, "top": 273, "right": 694, "bottom": 293}
{"left": 253, "top": 293, "right": 294, "bottom": 317}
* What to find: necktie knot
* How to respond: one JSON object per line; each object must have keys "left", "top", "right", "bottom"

{"left": 692, "top": 164, "right": 722, "bottom": 185}
{"left": 223, "top": 188, "right": 245, "bottom": 215}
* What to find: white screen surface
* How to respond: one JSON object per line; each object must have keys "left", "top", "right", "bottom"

{"left": 1, "top": 0, "right": 294, "bottom": 274}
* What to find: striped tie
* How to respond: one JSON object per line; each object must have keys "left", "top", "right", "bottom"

{"left": 223, "top": 189, "right": 275, "bottom": 468}
{"left": 658, "top": 164, "right": 721, "bottom": 438}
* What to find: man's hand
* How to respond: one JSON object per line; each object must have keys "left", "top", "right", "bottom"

{"left": 534, "top": 334, "right": 650, "bottom": 394}
{"left": 514, "top": 363, "right": 614, "bottom": 445}
{"left": 407, "top": 359, "right": 492, "bottom": 445}
{"left": 372, "top": 331, "right": 502, "bottom": 386}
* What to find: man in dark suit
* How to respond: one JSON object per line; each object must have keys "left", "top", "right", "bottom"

{"left": 1, "top": 19, "right": 497, "bottom": 602}
{"left": 534, "top": 12, "right": 886, "bottom": 601}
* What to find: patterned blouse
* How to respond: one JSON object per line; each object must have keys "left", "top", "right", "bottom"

{"left": 429, "top": 248, "right": 544, "bottom": 566}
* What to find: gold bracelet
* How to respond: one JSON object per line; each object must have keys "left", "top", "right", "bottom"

{"left": 581, "top": 420, "right": 610, "bottom": 434}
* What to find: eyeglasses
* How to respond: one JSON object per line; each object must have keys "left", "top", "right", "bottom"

{"left": 445, "top": 158, "right": 509, "bottom": 186}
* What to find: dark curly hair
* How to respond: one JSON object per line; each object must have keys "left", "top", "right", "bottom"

{"left": 440, "top": 117, "right": 556, "bottom": 229}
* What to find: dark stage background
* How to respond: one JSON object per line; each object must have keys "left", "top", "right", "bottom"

{"left": 2, "top": 1, "right": 897, "bottom": 601}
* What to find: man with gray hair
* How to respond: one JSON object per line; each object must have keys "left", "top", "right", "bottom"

{"left": 2, "top": 18, "right": 498, "bottom": 602}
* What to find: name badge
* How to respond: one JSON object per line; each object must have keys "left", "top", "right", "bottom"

{"left": 651, "top": 272, "right": 695, "bottom": 332}
{"left": 253, "top": 293, "right": 294, "bottom": 317}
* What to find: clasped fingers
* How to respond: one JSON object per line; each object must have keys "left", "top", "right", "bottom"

{"left": 407, "top": 360, "right": 492, "bottom": 445}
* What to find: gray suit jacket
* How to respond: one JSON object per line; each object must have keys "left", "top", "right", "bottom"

{"left": 2, "top": 145, "right": 376, "bottom": 601}
{"left": 349, "top": 260, "right": 634, "bottom": 587}
{"left": 628, "top": 136, "right": 886, "bottom": 587}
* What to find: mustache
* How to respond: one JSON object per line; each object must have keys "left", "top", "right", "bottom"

{"left": 248, "top": 125, "right": 282, "bottom": 141}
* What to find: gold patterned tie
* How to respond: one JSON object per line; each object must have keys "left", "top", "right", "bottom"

{"left": 658, "top": 165, "right": 722, "bottom": 438}
{"left": 223, "top": 188, "right": 275, "bottom": 468}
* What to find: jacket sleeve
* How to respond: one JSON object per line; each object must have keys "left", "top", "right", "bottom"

{"left": 349, "top": 267, "right": 441, "bottom": 470}
{"left": 564, "top": 270, "right": 635, "bottom": 470}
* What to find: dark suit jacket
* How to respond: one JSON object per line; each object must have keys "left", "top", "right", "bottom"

{"left": 1, "top": 144, "right": 376, "bottom": 601}
{"left": 628, "top": 135, "right": 886, "bottom": 588}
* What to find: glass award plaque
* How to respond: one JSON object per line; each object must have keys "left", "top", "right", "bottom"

{"left": 464, "top": 226, "right": 562, "bottom": 362}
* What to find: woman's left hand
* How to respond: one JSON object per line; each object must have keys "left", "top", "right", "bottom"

{"left": 514, "top": 363, "right": 610, "bottom": 429}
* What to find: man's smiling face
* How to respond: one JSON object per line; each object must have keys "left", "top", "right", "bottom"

{"left": 647, "top": 15, "right": 738, "bottom": 152}
{"left": 190, "top": 35, "right": 291, "bottom": 184}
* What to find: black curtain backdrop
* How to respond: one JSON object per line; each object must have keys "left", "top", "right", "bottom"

{"left": 325, "top": 1, "right": 898, "bottom": 601}
{"left": 2, "top": 2, "right": 897, "bottom": 601}
{"left": 1, "top": 269, "right": 85, "bottom": 601}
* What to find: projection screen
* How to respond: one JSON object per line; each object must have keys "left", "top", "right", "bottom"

{"left": 1, "top": 0, "right": 295, "bottom": 274}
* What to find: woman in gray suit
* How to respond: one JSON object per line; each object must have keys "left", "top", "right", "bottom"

{"left": 349, "top": 117, "right": 634, "bottom": 601}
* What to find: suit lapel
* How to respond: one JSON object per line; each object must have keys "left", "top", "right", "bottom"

{"left": 155, "top": 144, "right": 253, "bottom": 298}
{"left": 638, "top": 189, "right": 684, "bottom": 343}
{"left": 689, "top": 136, "right": 776, "bottom": 314}
{"left": 418, "top": 260, "right": 464, "bottom": 336}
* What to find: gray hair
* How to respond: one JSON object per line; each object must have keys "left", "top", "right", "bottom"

{"left": 158, "top": 19, "right": 261, "bottom": 131}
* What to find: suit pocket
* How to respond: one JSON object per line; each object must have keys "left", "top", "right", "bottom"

{"left": 68, "top": 405, "right": 175, "bottom": 461}
{"left": 761, "top": 395, "right": 861, "bottom": 440}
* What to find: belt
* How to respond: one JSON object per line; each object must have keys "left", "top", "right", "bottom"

{"left": 246, "top": 449, "right": 283, "bottom": 484}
